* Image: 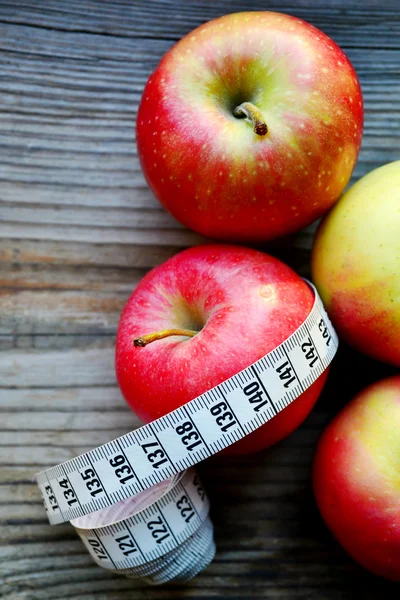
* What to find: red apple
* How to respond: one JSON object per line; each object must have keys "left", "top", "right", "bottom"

{"left": 312, "top": 161, "right": 400, "bottom": 366}
{"left": 136, "top": 11, "right": 363, "bottom": 243}
{"left": 115, "top": 244, "right": 328, "bottom": 454}
{"left": 313, "top": 376, "right": 400, "bottom": 580}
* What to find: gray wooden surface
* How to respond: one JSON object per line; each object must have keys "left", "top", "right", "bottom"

{"left": 1, "top": 1, "right": 399, "bottom": 598}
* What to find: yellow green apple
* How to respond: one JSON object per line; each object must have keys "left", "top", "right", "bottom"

{"left": 312, "top": 161, "right": 400, "bottom": 366}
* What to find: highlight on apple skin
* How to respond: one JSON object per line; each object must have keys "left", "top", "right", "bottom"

{"left": 115, "top": 244, "right": 329, "bottom": 455}
{"left": 311, "top": 161, "right": 400, "bottom": 367}
{"left": 136, "top": 11, "right": 363, "bottom": 243}
{"left": 313, "top": 376, "right": 400, "bottom": 581}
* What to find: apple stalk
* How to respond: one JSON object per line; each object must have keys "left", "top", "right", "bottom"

{"left": 134, "top": 328, "right": 198, "bottom": 347}
{"left": 233, "top": 102, "right": 268, "bottom": 136}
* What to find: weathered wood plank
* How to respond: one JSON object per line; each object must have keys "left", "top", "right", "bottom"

{"left": 0, "top": 442, "right": 317, "bottom": 467}
{"left": 0, "top": 239, "right": 179, "bottom": 269}
{"left": 0, "top": 345, "right": 115, "bottom": 387}
{"left": 0, "top": 203, "right": 184, "bottom": 229}
{"left": 0, "top": 264, "right": 144, "bottom": 291}
{"left": 0, "top": 410, "right": 139, "bottom": 431}
{"left": 1, "top": 0, "right": 400, "bottom": 47}
{"left": 0, "top": 386, "right": 126, "bottom": 410}
{"left": 0, "top": 222, "right": 205, "bottom": 245}
{"left": 0, "top": 445, "right": 87, "bottom": 466}
{"left": 0, "top": 290, "right": 129, "bottom": 335}
{"left": 0, "top": 334, "right": 111, "bottom": 351}
{"left": 2, "top": 496, "right": 318, "bottom": 523}
{"left": 0, "top": 467, "right": 314, "bottom": 504}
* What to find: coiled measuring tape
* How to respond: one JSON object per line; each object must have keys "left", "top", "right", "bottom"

{"left": 35, "top": 283, "right": 338, "bottom": 584}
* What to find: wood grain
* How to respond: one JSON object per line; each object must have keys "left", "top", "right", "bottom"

{"left": 1, "top": 1, "right": 400, "bottom": 598}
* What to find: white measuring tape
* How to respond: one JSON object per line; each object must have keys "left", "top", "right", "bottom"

{"left": 35, "top": 282, "right": 338, "bottom": 584}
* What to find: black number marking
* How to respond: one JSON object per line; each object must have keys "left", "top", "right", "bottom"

{"left": 243, "top": 380, "right": 269, "bottom": 412}
{"left": 210, "top": 401, "right": 237, "bottom": 432}
{"left": 115, "top": 533, "right": 138, "bottom": 556}
{"left": 176, "top": 421, "right": 203, "bottom": 452}
{"left": 193, "top": 474, "right": 206, "bottom": 501}
{"left": 109, "top": 455, "right": 125, "bottom": 467}
{"left": 58, "top": 478, "right": 78, "bottom": 507}
{"left": 147, "top": 515, "right": 170, "bottom": 544}
{"left": 176, "top": 494, "right": 195, "bottom": 523}
{"left": 301, "top": 337, "right": 319, "bottom": 368}
{"left": 80, "top": 468, "right": 105, "bottom": 498}
{"left": 44, "top": 484, "right": 59, "bottom": 512}
{"left": 81, "top": 468, "right": 96, "bottom": 481}
{"left": 109, "top": 454, "right": 135, "bottom": 485}
{"left": 176, "top": 421, "right": 192, "bottom": 434}
{"left": 318, "top": 318, "right": 332, "bottom": 346}
{"left": 87, "top": 538, "right": 108, "bottom": 560}
{"left": 141, "top": 441, "right": 169, "bottom": 469}
{"left": 276, "top": 360, "right": 296, "bottom": 388}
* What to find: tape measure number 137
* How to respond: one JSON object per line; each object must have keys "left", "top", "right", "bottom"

{"left": 35, "top": 282, "right": 338, "bottom": 584}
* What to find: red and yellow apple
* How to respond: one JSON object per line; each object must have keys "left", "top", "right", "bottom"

{"left": 312, "top": 161, "right": 400, "bottom": 366}
{"left": 313, "top": 376, "right": 400, "bottom": 580}
{"left": 115, "top": 244, "right": 328, "bottom": 454}
{"left": 137, "top": 11, "right": 363, "bottom": 242}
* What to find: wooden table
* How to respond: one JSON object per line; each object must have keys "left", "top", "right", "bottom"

{"left": 1, "top": 1, "right": 399, "bottom": 598}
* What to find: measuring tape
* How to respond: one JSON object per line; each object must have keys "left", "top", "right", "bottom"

{"left": 74, "top": 468, "right": 214, "bottom": 584}
{"left": 35, "top": 282, "right": 338, "bottom": 584}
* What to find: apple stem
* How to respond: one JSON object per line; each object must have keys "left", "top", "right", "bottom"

{"left": 233, "top": 102, "right": 268, "bottom": 136}
{"left": 133, "top": 328, "right": 198, "bottom": 347}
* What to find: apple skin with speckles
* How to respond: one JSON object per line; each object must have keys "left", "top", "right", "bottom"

{"left": 136, "top": 11, "right": 363, "bottom": 243}
{"left": 115, "top": 245, "right": 329, "bottom": 455}
{"left": 313, "top": 376, "right": 400, "bottom": 580}
{"left": 312, "top": 161, "right": 400, "bottom": 366}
